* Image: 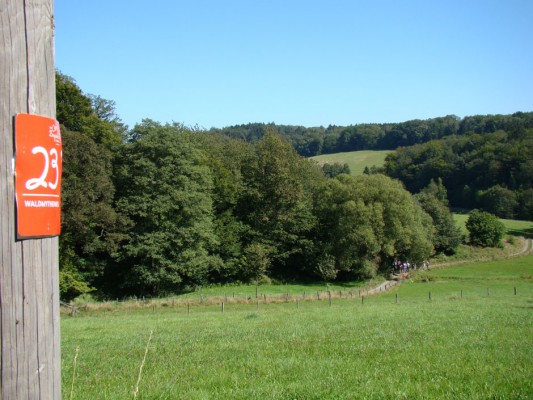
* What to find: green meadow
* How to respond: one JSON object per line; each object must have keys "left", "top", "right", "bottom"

{"left": 453, "top": 213, "right": 533, "bottom": 237}
{"left": 310, "top": 150, "right": 392, "bottom": 175}
{"left": 62, "top": 256, "right": 533, "bottom": 399}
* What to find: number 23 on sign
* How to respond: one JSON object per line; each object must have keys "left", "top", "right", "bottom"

{"left": 15, "top": 113, "right": 62, "bottom": 239}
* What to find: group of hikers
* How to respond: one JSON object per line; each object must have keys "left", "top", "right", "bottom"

{"left": 391, "top": 259, "right": 430, "bottom": 275}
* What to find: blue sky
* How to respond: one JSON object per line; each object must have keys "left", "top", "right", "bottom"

{"left": 55, "top": 0, "right": 533, "bottom": 129}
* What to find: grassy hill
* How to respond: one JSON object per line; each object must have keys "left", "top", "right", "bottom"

{"left": 310, "top": 150, "right": 392, "bottom": 175}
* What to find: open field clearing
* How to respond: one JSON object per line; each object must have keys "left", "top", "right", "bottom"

{"left": 61, "top": 256, "right": 532, "bottom": 399}
{"left": 310, "top": 150, "right": 392, "bottom": 175}
{"left": 453, "top": 214, "right": 533, "bottom": 238}
{"left": 430, "top": 235, "right": 531, "bottom": 266}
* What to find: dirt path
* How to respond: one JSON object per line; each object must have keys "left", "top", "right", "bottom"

{"left": 363, "top": 238, "right": 533, "bottom": 297}
{"left": 512, "top": 238, "right": 533, "bottom": 257}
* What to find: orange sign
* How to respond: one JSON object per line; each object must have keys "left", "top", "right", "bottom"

{"left": 15, "top": 114, "right": 62, "bottom": 239}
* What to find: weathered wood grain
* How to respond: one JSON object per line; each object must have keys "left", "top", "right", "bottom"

{"left": 0, "top": 0, "right": 61, "bottom": 398}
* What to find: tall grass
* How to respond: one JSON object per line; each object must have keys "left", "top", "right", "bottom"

{"left": 61, "top": 256, "right": 532, "bottom": 399}
{"left": 65, "top": 279, "right": 383, "bottom": 315}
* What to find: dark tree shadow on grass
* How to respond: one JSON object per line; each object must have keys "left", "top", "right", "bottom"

{"left": 507, "top": 227, "right": 533, "bottom": 238}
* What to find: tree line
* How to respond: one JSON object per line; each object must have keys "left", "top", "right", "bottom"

{"left": 57, "top": 72, "right": 462, "bottom": 300}
{"left": 208, "top": 112, "right": 533, "bottom": 157}
{"left": 210, "top": 111, "right": 533, "bottom": 220}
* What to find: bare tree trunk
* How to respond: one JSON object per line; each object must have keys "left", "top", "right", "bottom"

{"left": 0, "top": 0, "right": 61, "bottom": 398}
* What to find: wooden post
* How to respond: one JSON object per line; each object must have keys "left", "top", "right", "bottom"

{"left": 1, "top": 1, "right": 60, "bottom": 398}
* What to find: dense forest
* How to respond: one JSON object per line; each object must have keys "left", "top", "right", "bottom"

{"left": 209, "top": 112, "right": 533, "bottom": 157}
{"left": 384, "top": 129, "right": 533, "bottom": 219}
{"left": 55, "top": 71, "right": 530, "bottom": 301}
{"left": 211, "top": 112, "right": 533, "bottom": 219}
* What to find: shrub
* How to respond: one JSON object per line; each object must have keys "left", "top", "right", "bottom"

{"left": 466, "top": 210, "right": 505, "bottom": 247}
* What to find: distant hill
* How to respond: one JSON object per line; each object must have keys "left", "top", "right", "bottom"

{"left": 208, "top": 112, "right": 533, "bottom": 157}
{"left": 310, "top": 150, "right": 392, "bottom": 175}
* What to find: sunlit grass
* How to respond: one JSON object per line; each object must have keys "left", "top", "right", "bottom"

{"left": 62, "top": 256, "right": 533, "bottom": 399}
{"left": 310, "top": 150, "right": 392, "bottom": 175}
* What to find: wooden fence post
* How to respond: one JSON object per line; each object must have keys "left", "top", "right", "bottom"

{"left": 1, "top": 1, "right": 60, "bottom": 398}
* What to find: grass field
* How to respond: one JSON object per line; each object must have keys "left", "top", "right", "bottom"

{"left": 61, "top": 256, "right": 533, "bottom": 399}
{"left": 310, "top": 150, "right": 392, "bottom": 175}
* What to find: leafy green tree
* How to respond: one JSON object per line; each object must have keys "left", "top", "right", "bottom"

{"left": 59, "top": 129, "right": 125, "bottom": 298}
{"left": 479, "top": 185, "right": 518, "bottom": 219}
{"left": 415, "top": 192, "right": 461, "bottom": 254}
{"left": 238, "top": 129, "right": 323, "bottom": 278}
{"left": 56, "top": 71, "right": 129, "bottom": 299}
{"left": 517, "top": 188, "right": 533, "bottom": 221}
{"left": 194, "top": 132, "right": 255, "bottom": 282}
{"left": 322, "top": 162, "right": 351, "bottom": 178}
{"left": 89, "top": 94, "right": 129, "bottom": 140}
{"left": 56, "top": 71, "right": 93, "bottom": 132}
{"left": 421, "top": 177, "right": 449, "bottom": 206}
{"left": 466, "top": 210, "right": 505, "bottom": 247}
{"left": 314, "top": 253, "right": 338, "bottom": 283}
{"left": 313, "top": 174, "right": 434, "bottom": 278}
{"left": 242, "top": 242, "right": 271, "bottom": 298}
{"left": 56, "top": 71, "right": 123, "bottom": 147}
{"left": 113, "top": 121, "right": 220, "bottom": 295}
{"left": 59, "top": 265, "right": 94, "bottom": 302}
